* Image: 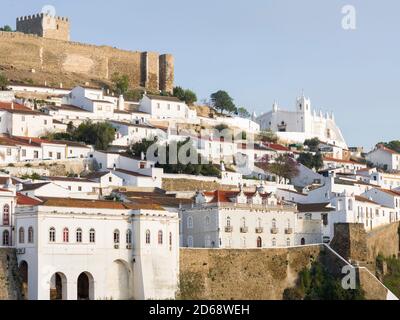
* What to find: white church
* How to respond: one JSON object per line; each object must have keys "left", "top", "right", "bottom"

{"left": 256, "top": 94, "right": 348, "bottom": 149}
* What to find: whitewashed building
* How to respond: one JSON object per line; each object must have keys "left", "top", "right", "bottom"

{"left": 14, "top": 197, "right": 179, "bottom": 300}
{"left": 180, "top": 188, "right": 322, "bottom": 249}
{"left": 256, "top": 94, "right": 347, "bottom": 149}
{"left": 366, "top": 145, "right": 400, "bottom": 172}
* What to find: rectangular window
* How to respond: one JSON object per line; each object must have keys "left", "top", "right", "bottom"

{"left": 49, "top": 152, "right": 53, "bottom": 158}
{"left": 22, "top": 116, "right": 25, "bottom": 122}
{"left": 44, "top": 120, "right": 47, "bottom": 125}
{"left": 78, "top": 186, "right": 82, "bottom": 192}
{"left": 57, "top": 152, "right": 61, "bottom": 159}
{"left": 22, "top": 149, "right": 26, "bottom": 157}
{"left": 6, "top": 148, "right": 11, "bottom": 156}
{"left": 34, "top": 151, "right": 39, "bottom": 159}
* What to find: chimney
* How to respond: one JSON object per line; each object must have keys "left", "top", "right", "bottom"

{"left": 11, "top": 102, "right": 14, "bottom": 110}
{"left": 29, "top": 138, "right": 32, "bottom": 144}
{"left": 60, "top": 83, "right": 63, "bottom": 89}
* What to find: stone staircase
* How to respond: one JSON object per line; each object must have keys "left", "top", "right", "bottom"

{"left": 0, "top": 248, "right": 23, "bottom": 300}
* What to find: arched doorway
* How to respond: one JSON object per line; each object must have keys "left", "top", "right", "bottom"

{"left": 50, "top": 272, "right": 67, "bottom": 300}
{"left": 257, "top": 237, "right": 262, "bottom": 248}
{"left": 301, "top": 238, "right": 306, "bottom": 245}
{"left": 106, "top": 260, "right": 131, "bottom": 300}
{"left": 19, "top": 261, "right": 28, "bottom": 300}
{"left": 77, "top": 272, "right": 94, "bottom": 300}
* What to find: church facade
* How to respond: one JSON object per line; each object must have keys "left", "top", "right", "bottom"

{"left": 256, "top": 95, "right": 347, "bottom": 149}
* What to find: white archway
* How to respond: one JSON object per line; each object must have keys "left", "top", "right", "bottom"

{"left": 106, "top": 260, "right": 132, "bottom": 300}
{"left": 50, "top": 272, "right": 67, "bottom": 300}
{"left": 77, "top": 272, "right": 95, "bottom": 300}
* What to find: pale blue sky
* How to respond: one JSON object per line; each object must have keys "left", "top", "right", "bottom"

{"left": 1, "top": 0, "right": 399, "bottom": 150}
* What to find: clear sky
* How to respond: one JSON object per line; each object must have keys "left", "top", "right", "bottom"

{"left": 1, "top": 0, "right": 399, "bottom": 150}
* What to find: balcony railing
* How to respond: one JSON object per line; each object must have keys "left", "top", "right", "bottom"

{"left": 240, "top": 227, "right": 248, "bottom": 233}
{"left": 225, "top": 226, "right": 233, "bottom": 233}
{"left": 255, "top": 227, "right": 264, "bottom": 234}
{"left": 270, "top": 228, "right": 279, "bottom": 234}
{"left": 285, "top": 228, "right": 293, "bottom": 234}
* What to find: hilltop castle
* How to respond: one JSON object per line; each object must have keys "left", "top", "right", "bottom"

{"left": 1, "top": 12, "right": 174, "bottom": 93}
{"left": 16, "top": 13, "right": 70, "bottom": 41}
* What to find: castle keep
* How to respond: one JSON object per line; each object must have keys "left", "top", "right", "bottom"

{"left": 4, "top": 13, "right": 174, "bottom": 93}
{"left": 16, "top": 13, "right": 70, "bottom": 42}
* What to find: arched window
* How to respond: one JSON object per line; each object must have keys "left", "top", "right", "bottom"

{"left": 3, "top": 204, "right": 10, "bottom": 225}
{"left": 113, "top": 229, "right": 120, "bottom": 244}
{"left": 187, "top": 216, "right": 193, "bottom": 229}
{"left": 2, "top": 230, "right": 9, "bottom": 246}
{"left": 272, "top": 218, "right": 277, "bottom": 229}
{"left": 257, "top": 236, "right": 262, "bottom": 248}
{"left": 76, "top": 228, "right": 82, "bottom": 243}
{"left": 89, "top": 229, "right": 95, "bottom": 243}
{"left": 49, "top": 227, "right": 56, "bottom": 243}
{"left": 145, "top": 230, "right": 151, "bottom": 244}
{"left": 126, "top": 229, "right": 132, "bottom": 244}
{"left": 63, "top": 228, "right": 69, "bottom": 243}
{"left": 158, "top": 230, "right": 163, "bottom": 245}
{"left": 226, "top": 217, "right": 231, "bottom": 227}
{"left": 28, "top": 226, "right": 34, "bottom": 243}
{"left": 19, "top": 227, "right": 25, "bottom": 244}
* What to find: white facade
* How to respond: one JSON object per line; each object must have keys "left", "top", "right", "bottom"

{"left": 139, "top": 95, "right": 197, "bottom": 120}
{"left": 180, "top": 189, "right": 322, "bottom": 249}
{"left": 15, "top": 198, "right": 179, "bottom": 300}
{"left": 256, "top": 95, "right": 347, "bottom": 149}
{"left": 366, "top": 145, "right": 400, "bottom": 172}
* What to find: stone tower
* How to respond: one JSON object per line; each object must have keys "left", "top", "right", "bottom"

{"left": 16, "top": 13, "right": 70, "bottom": 41}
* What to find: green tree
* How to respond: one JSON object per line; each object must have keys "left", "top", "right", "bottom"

{"left": 313, "top": 152, "right": 324, "bottom": 171}
{"left": 237, "top": 107, "right": 251, "bottom": 118}
{"left": 0, "top": 25, "right": 13, "bottom": 32}
{"left": 125, "top": 89, "right": 144, "bottom": 102}
{"left": 298, "top": 152, "right": 315, "bottom": 169}
{"left": 129, "top": 137, "right": 158, "bottom": 159}
{"left": 267, "top": 154, "right": 299, "bottom": 182}
{"left": 0, "top": 72, "right": 8, "bottom": 90}
{"left": 210, "top": 90, "right": 237, "bottom": 114}
{"left": 73, "top": 121, "right": 116, "bottom": 150}
{"left": 173, "top": 87, "right": 197, "bottom": 105}
{"left": 111, "top": 73, "right": 130, "bottom": 95}
{"left": 378, "top": 141, "right": 400, "bottom": 154}
{"left": 304, "top": 138, "right": 321, "bottom": 152}
{"left": 257, "top": 130, "right": 278, "bottom": 144}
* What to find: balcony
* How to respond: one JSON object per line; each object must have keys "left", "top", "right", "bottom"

{"left": 240, "top": 227, "right": 248, "bottom": 233}
{"left": 255, "top": 227, "right": 264, "bottom": 234}
{"left": 285, "top": 228, "right": 293, "bottom": 235}
{"left": 225, "top": 226, "right": 233, "bottom": 232}
{"left": 270, "top": 228, "right": 279, "bottom": 234}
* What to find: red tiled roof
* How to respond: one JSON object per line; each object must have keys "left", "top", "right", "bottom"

{"left": 323, "top": 157, "right": 365, "bottom": 165}
{"left": 204, "top": 190, "right": 270, "bottom": 203}
{"left": 375, "top": 145, "right": 400, "bottom": 155}
{"left": 17, "top": 193, "right": 43, "bottom": 206}
{"left": 264, "top": 143, "right": 290, "bottom": 152}
{"left": 355, "top": 195, "right": 379, "bottom": 205}
{"left": 379, "top": 188, "right": 400, "bottom": 197}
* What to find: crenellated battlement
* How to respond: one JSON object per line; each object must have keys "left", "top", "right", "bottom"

{"left": 17, "top": 14, "right": 69, "bottom": 22}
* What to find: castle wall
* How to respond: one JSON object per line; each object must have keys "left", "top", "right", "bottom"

{"left": 179, "top": 245, "right": 394, "bottom": 300}
{"left": 0, "top": 248, "right": 23, "bottom": 300}
{"left": 0, "top": 31, "right": 173, "bottom": 92}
